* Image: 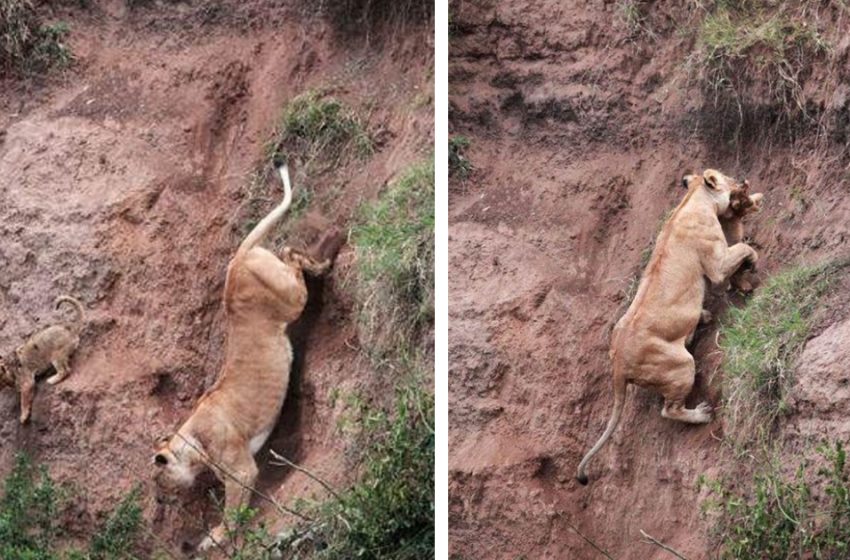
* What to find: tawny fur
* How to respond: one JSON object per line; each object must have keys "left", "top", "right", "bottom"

{"left": 720, "top": 180, "right": 764, "bottom": 293}
{"left": 152, "top": 166, "right": 340, "bottom": 551}
{"left": 0, "top": 296, "right": 85, "bottom": 423}
{"left": 576, "top": 169, "right": 758, "bottom": 485}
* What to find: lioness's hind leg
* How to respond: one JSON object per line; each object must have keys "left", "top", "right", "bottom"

{"left": 659, "top": 356, "right": 712, "bottom": 424}
{"left": 662, "top": 400, "right": 713, "bottom": 424}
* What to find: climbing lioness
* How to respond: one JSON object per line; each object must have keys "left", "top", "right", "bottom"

{"left": 153, "top": 165, "right": 339, "bottom": 550}
{"left": 576, "top": 169, "right": 761, "bottom": 485}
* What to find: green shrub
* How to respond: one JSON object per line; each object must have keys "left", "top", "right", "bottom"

{"left": 0, "top": 455, "right": 143, "bottom": 560}
{"left": 320, "top": 382, "right": 434, "bottom": 559}
{"left": 719, "top": 259, "right": 846, "bottom": 448}
{"left": 705, "top": 442, "right": 850, "bottom": 560}
{"left": 0, "top": 454, "right": 63, "bottom": 558}
{"left": 1, "top": 0, "right": 72, "bottom": 76}
{"left": 351, "top": 158, "right": 435, "bottom": 365}
{"left": 267, "top": 91, "right": 372, "bottom": 173}
{"left": 274, "top": 381, "right": 434, "bottom": 560}
{"left": 448, "top": 136, "right": 471, "bottom": 179}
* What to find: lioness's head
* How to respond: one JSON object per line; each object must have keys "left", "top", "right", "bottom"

{"left": 152, "top": 434, "right": 204, "bottom": 493}
{"left": 681, "top": 169, "right": 742, "bottom": 215}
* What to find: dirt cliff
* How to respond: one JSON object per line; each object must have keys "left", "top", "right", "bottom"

{"left": 449, "top": 1, "right": 850, "bottom": 558}
{"left": 0, "top": 0, "right": 432, "bottom": 553}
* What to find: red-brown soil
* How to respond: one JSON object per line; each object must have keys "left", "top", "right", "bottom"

{"left": 0, "top": 1, "right": 432, "bottom": 553}
{"left": 449, "top": 1, "right": 850, "bottom": 558}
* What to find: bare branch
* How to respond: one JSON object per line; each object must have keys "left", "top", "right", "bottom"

{"left": 269, "top": 449, "right": 343, "bottom": 501}
{"left": 640, "top": 530, "right": 690, "bottom": 560}
{"left": 562, "top": 518, "right": 616, "bottom": 560}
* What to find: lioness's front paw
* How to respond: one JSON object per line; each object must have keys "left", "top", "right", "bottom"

{"left": 198, "top": 525, "right": 227, "bottom": 553}
{"left": 695, "top": 401, "right": 713, "bottom": 423}
{"left": 748, "top": 248, "right": 759, "bottom": 266}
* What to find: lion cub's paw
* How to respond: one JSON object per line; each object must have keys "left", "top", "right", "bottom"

{"left": 46, "top": 374, "right": 64, "bottom": 385}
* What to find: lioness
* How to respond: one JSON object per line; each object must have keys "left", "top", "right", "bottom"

{"left": 576, "top": 169, "right": 760, "bottom": 485}
{"left": 0, "top": 295, "right": 85, "bottom": 423}
{"left": 152, "top": 165, "right": 340, "bottom": 550}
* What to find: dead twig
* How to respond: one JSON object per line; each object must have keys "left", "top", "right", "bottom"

{"left": 269, "top": 449, "right": 343, "bottom": 501}
{"left": 562, "top": 518, "right": 616, "bottom": 560}
{"left": 640, "top": 529, "right": 690, "bottom": 560}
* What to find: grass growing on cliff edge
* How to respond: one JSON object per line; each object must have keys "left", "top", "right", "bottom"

{"left": 351, "top": 158, "right": 435, "bottom": 365}
{"left": 693, "top": 3, "right": 828, "bottom": 139}
{"left": 267, "top": 91, "right": 373, "bottom": 173}
{"left": 0, "top": 454, "right": 143, "bottom": 559}
{"left": 719, "top": 259, "right": 846, "bottom": 449}
{"left": 701, "top": 442, "right": 850, "bottom": 560}
{"left": 1, "top": 0, "right": 72, "bottom": 76}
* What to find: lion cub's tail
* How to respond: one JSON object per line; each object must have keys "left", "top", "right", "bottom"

{"left": 235, "top": 164, "right": 293, "bottom": 259}
{"left": 576, "top": 374, "right": 627, "bottom": 485}
{"left": 54, "top": 296, "right": 85, "bottom": 332}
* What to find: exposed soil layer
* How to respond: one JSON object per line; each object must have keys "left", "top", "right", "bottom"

{"left": 449, "top": 1, "right": 850, "bottom": 558}
{"left": 0, "top": 1, "right": 432, "bottom": 553}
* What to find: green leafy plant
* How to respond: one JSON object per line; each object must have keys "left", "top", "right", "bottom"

{"left": 1, "top": 0, "right": 73, "bottom": 76}
{"left": 448, "top": 136, "right": 471, "bottom": 179}
{"left": 0, "top": 454, "right": 143, "bottom": 560}
{"left": 704, "top": 442, "right": 850, "bottom": 559}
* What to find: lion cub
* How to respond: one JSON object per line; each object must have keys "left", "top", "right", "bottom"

{"left": 721, "top": 179, "right": 763, "bottom": 293}
{"left": 0, "top": 296, "right": 85, "bottom": 423}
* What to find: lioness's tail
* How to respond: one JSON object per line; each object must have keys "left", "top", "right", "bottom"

{"left": 576, "top": 374, "right": 627, "bottom": 485}
{"left": 235, "top": 164, "right": 293, "bottom": 259}
{"left": 54, "top": 296, "right": 85, "bottom": 331}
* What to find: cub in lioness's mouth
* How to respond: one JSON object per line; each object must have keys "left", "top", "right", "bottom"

{"left": 576, "top": 169, "right": 760, "bottom": 485}
{"left": 152, "top": 165, "right": 343, "bottom": 551}
{"left": 0, "top": 296, "right": 85, "bottom": 424}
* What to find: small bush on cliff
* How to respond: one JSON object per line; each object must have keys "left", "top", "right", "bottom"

{"left": 448, "top": 136, "right": 471, "bottom": 179}
{"left": 351, "top": 158, "right": 435, "bottom": 365}
{"left": 304, "top": 381, "right": 434, "bottom": 559}
{"left": 267, "top": 91, "right": 372, "bottom": 173}
{"left": 1, "top": 0, "right": 72, "bottom": 76}
{"left": 719, "top": 259, "right": 845, "bottom": 449}
{"left": 703, "top": 442, "right": 850, "bottom": 560}
{"left": 0, "top": 454, "right": 143, "bottom": 559}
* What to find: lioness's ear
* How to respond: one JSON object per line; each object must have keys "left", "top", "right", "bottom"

{"left": 681, "top": 174, "right": 694, "bottom": 189}
{"left": 703, "top": 169, "right": 719, "bottom": 189}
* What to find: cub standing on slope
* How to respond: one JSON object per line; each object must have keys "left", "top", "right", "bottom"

{"left": 152, "top": 164, "right": 341, "bottom": 550}
{"left": 0, "top": 296, "right": 85, "bottom": 424}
